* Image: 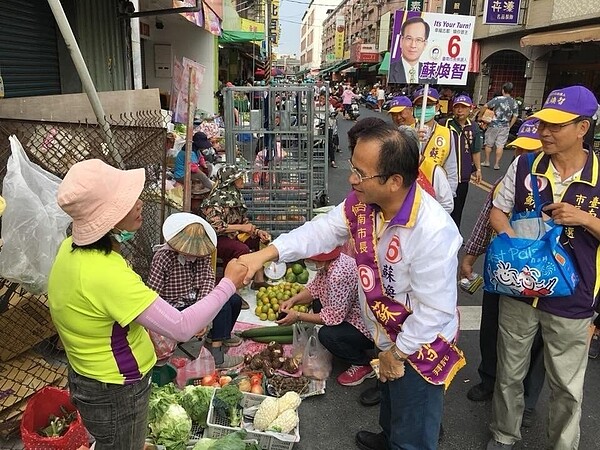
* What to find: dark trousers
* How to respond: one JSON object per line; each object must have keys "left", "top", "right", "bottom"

{"left": 318, "top": 321, "right": 374, "bottom": 366}
{"left": 478, "top": 291, "right": 546, "bottom": 409}
{"left": 68, "top": 369, "right": 151, "bottom": 450}
{"left": 379, "top": 363, "right": 444, "bottom": 450}
{"left": 216, "top": 235, "right": 260, "bottom": 269}
{"left": 450, "top": 181, "right": 469, "bottom": 228}
{"left": 208, "top": 293, "right": 242, "bottom": 341}
{"left": 327, "top": 131, "right": 336, "bottom": 164}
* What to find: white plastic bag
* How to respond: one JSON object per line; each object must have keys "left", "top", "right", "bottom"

{"left": 0, "top": 136, "right": 71, "bottom": 293}
{"left": 302, "top": 334, "right": 332, "bottom": 380}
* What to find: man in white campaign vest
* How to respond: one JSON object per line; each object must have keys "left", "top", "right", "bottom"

{"left": 238, "top": 118, "right": 465, "bottom": 450}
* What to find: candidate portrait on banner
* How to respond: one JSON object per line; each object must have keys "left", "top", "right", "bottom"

{"left": 388, "top": 10, "right": 475, "bottom": 86}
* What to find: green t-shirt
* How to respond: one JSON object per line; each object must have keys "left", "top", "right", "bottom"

{"left": 48, "top": 238, "right": 158, "bottom": 384}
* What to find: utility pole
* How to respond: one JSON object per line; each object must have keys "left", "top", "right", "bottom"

{"left": 264, "top": 0, "right": 272, "bottom": 85}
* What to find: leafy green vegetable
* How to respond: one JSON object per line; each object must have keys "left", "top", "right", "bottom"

{"left": 147, "top": 384, "right": 191, "bottom": 450}
{"left": 192, "top": 430, "right": 249, "bottom": 450}
{"left": 192, "top": 438, "right": 217, "bottom": 450}
{"left": 180, "top": 385, "right": 215, "bottom": 427}
{"left": 148, "top": 383, "right": 182, "bottom": 424}
{"left": 213, "top": 385, "right": 244, "bottom": 427}
{"left": 149, "top": 403, "right": 192, "bottom": 450}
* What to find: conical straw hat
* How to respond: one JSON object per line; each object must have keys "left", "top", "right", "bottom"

{"left": 163, "top": 213, "right": 217, "bottom": 257}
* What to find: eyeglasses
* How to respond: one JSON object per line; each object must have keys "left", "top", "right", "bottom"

{"left": 537, "top": 118, "right": 582, "bottom": 133}
{"left": 402, "top": 36, "right": 426, "bottom": 45}
{"left": 348, "top": 160, "right": 386, "bottom": 183}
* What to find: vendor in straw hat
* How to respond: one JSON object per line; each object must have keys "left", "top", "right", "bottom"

{"left": 48, "top": 160, "right": 247, "bottom": 450}
{"left": 147, "top": 212, "right": 245, "bottom": 368}
{"left": 276, "top": 246, "right": 374, "bottom": 388}
{"left": 202, "top": 164, "right": 272, "bottom": 295}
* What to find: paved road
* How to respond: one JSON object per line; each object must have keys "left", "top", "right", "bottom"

{"left": 294, "top": 107, "right": 600, "bottom": 450}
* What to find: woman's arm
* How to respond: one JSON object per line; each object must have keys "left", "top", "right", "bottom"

{"left": 136, "top": 279, "right": 236, "bottom": 342}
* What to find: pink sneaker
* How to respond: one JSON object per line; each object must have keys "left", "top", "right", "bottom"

{"left": 337, "top": 365, "right": 376, "bottom": 386}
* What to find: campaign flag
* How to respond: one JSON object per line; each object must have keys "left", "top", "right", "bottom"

{"left": 388, "top": 10, "right": 475, "bottom": 85}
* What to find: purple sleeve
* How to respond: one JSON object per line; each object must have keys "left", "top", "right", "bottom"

{"left": 135, "top": 278, "right": 236, "bottom": 342}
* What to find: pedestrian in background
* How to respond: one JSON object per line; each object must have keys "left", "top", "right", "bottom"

{"left": 413, "top": 87, "right": 458, "bottom": 197}
{"left": 479, "top": 82, "right": 519, "bottom": 170}
{"left": 440, "top": 94, "right": 483, "bottom": 227}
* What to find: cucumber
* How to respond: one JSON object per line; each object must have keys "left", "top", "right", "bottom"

{"left": 240, "top": 325, "right": 294, "bottom": 338}
{"left": 249, "top": 335, "right": 293, "bottom": 344}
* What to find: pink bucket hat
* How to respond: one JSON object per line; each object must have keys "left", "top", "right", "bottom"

{"left": 57, "top": 160, "right": 145, "bottom": 245}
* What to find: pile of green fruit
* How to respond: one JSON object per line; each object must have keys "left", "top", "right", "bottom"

{"left": 254, "top": 282, "right": 309, "bottom": 321}
{"left": 284, "top": 262, "right": 309, "bottom": 284}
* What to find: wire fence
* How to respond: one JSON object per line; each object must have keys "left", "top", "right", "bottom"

{"left": 0, "top": 112, "right": 169, "bottom": 444}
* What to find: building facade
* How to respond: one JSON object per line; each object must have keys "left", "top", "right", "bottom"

{"left": 300, "top": 0, "right": 342, "bottom": 72}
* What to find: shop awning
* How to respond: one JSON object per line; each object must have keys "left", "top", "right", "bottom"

{"left": 378, "top": 52, "right": 390, "bottom": 75}
{"left": 520, "top": 24, "right": 600, "bottom": 47}
{"left": 219, "top": 30, "right": 264, "bottom": 43}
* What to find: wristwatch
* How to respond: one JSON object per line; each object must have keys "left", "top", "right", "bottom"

{"left": 391, "top": 346, "right": 407, "bottom": 362}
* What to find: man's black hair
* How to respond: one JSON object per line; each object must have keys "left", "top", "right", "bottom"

{"left": 401, "top": 17, "right": 430, "bottom": 40}
{"left": 502, "top": 82, "right": 514, "bottom": 94}
{"left": 347, "top": 118, "right": 419, "bottom": 187}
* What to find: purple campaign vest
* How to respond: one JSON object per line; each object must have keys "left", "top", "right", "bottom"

{"left": 513, "top": 151, "right": 600, "bottom": 319}
{"left": 344, "top": 188, "right": 465, "bottom": 388}
{"left": 444, "top": 118, "right": 477, "bottom": 183}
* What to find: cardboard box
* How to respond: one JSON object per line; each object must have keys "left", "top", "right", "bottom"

{"left": 0, "top": 288, "right": 57, "bottom": 362}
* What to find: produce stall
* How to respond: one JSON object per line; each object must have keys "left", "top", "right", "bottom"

{"left": 145, "top": 261, "right": 331, "bottom": 450}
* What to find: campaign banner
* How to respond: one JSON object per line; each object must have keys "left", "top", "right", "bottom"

{"left": 203, "top": 2, "right": 222, "bottom": 36}
{"left": 388, "top": 10, "right": 475, "bottom": 85}
{"left": 174, "top": 0, "right": 203, "bottom": 28}
{"left": 483, "top": 0, "right": 521, "bottom": 25}
{"left": 170, "top": 57, "right": 206, "bottom": 124}
{"left": 334, "top": 16, "right": 345, "bottom": 59}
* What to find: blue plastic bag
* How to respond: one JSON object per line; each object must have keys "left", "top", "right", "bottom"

{"left": 484, "top": 154, "right": 579, "bottom": 298}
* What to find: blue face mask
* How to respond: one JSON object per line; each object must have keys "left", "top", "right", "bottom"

{"left": 112, "top": 229, "right": 136, "bottom": 243}
{"left": 414, "top": 105, "right": 437, "bottom": 123}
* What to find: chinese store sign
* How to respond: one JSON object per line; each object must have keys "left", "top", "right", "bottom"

{"left": 483, "top": 0, "right": 521, "bottom": 25}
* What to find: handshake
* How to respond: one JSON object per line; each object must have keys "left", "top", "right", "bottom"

{"left": 224, "top": 258, "right": 251, "bottom": 289}
{"left": 223, "top": 246, "right": 280, "bottom": 289}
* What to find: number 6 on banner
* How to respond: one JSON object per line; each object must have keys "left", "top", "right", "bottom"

{"left": 358, "top": 265, "right": 375, "bottom": 292}
{"left": 448, "top": 35, "right": 461, "bottom": 58}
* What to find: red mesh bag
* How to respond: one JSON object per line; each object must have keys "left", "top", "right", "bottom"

{"left": 21, "top": 386, "right": 88, "bottom": 450}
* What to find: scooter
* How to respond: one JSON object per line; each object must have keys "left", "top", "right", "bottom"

{"left": 363, "top": 94, "right": 378, "bottom": 110}
{"left": 348, "top": 99, "right": 361, "bottom": 121}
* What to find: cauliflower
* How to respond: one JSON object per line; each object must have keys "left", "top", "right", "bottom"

{"left": 253, "top": 396, "right": 279, "bottom": 431}
{"left": 277, "top": 391, "right": 301, "bottom": 414}
{"left": 268, "top": 409, "right": 299, "bottom": 434}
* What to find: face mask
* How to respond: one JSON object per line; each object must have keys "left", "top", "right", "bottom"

{"left": 177, "top": 254, "right": 197, "bottom": 266}
{"left": 304, "top": 261, "right": 318, "bottom": 272}
{"left": 112, "top": 229, "right": 136, "bottom": 243}
{"left": 414, "top": 105, "right": 437, "bottom": 123}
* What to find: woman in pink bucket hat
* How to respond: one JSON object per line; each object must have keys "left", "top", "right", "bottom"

{"left": 48, "top": 159, "right": 248, "bottom": 450}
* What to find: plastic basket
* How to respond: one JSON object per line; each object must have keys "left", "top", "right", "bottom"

{"left": 205, "top": 390, "right": 299, "bottom": 450}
